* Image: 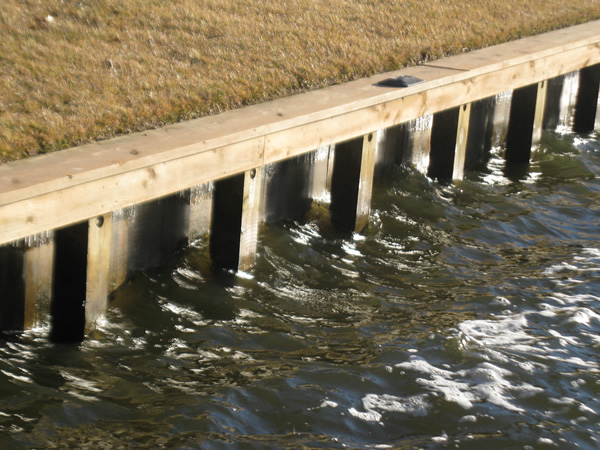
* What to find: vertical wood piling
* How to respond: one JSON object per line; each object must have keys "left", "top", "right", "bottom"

{"left": 23, "top": 239, "right": 54, "bottom": 329}
{"left": 0, "top": 22, "right": 599, "bottom": 337}
{"left": 85, "top": 214, "right": 112, "bottom": 333}
{"left": 452, "top": 103, "right": 472, "bottom": 180}
{"left": 356, "top": 132, "right": 377, "bottom": 233}
{"left": 0, "top": 236, "right": 54, "bottom": 332}
{"left": 239, "top": 168, "right": 264, "bottom": 271}
{"left": 532, "top": 80, "right": 548, "bottom": 147}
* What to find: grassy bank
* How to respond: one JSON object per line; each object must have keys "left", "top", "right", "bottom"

{"left": 1, "top": 0, "right": 599, "bottom": 162}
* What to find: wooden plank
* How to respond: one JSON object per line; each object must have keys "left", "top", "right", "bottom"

{"left": 108, "top": 208, "right": 131, "bottom": 292}
{"left": 238, "top": 167, "right": 264, "bottom": 271}
{"left": 355, "top": 132, "right": 378, "bottom": 233}
{"left": 264, "top": 42, "right": 600, "bottom": 166}
{"left": 532, "top": 80, "right": 548, "bottom": 150}
{"left": 0, "top": 137, "right": 264, "bottom": 244}
{"left": 453, "top": 103, "right": 472, "bottom": 180}
{"left": 23, "top": 240, "right": 54, "bottom": 329}
{"left": 0, "top": 22, "right": 599, "bottom": 245}
{"left": 85, "top": 214, "right": 112, "bottom": 333}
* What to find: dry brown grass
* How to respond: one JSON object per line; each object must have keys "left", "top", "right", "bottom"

{"left": 1, "top": 0, "right": 599, "bottom": 162}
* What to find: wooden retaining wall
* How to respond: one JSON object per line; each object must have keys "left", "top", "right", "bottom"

{"left": 1, "top": 21, "right": 599, "bottom": 340}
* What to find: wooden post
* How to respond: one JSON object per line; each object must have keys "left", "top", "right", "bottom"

{"left": 85, "top": 214, "right": 112, "bottom": 333}
{"left": 428, "top": 106, "right": 460, "bottom": 181}
{"left": 505, "top": 81, "right": 547, "bottom": 164}
{"left": 0, "top": 234, "right": 55, "bottom": 332}
{"left": 330, "top": 133, "right": 377, "bottom": 234}
{"left": 355, "top": 132, "right": 377, "bottom": 233}
{"left": 452, "top": 103, "right": 472, "bottom": 180}
{"left": 573, "top": 64, "right": 600, "bottom": 133}
{"left": 23, "top": 238, "right": 54, "bottom": 329}
{"left": 108, "top": 207, "right": 131, "bottom": 293}
{"left": 238, "top": 167, "right": 264, "bottom": 271}
{"left": 532, "top": 80, "right": 548, "bottom": 151}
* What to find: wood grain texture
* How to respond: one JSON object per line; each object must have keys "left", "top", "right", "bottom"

{"left": 1, "top": 20, "right": 599, "bottom": 244}
{"left": 453, "top": 103, "right": 472, "bottom": 180}
{"left": 85, "top": 214, "right": 112, "bottom": 333}
{"left": 23, "top": 241, "right": 54, "bottom": 329}
{"left": 238, "top": 168, "right": 264, "bottom": 272}
{"left": 532, "top": 81, "right": 549, "bottom": 150}
{"left": 355, "top": 133, "right": 377, "bottom": 233}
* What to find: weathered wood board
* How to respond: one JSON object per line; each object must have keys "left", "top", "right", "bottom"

{"left": 0, "top": 20, "right": 599, "bottom": 245}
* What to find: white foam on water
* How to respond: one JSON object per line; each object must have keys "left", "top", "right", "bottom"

{"left": 459, "top": 415, "right": 477, "bottom": 423}
{"left": 415, "top": 375, "right": 475, "bottom": 410}
{"left": 348, "top": 393, "right": 431, "bottom": 424}
{"left": 537, "top": 437, "right": 557, "bottom": 446}
{"left": 407, "top": 247, "right": 600, "bottom": 420}
{"left": 348, "top": 408, "right": 382, "bottom": 423}
{"left": 0, "top": 370, "right": 32, "bottom": 385}
{"left": 362, "top": 393, "right": 431, "bottom": 417}
{"left": 320, "top": 400, "right": 338, "bottom": 409}
{"left": 431, "top": 432, "right": 448, "bottom": 443}
{"left": 457, "top": 314, "right": 531, "bottom": 345}
{"left": 395, "top": 357, "right": 454, "bottom": 377}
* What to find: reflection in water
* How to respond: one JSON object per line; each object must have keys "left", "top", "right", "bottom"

{"left": 0, "top": 131, "right": 599, "bottom": 448}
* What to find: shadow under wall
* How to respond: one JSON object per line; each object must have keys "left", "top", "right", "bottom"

{"left": 50, "top": 222, "right": 87, "bottom": 343}
{"left": 329, "top": 137, "right": 363, "bottom": 235}
{"left": 0, "top": 246, "right": 25, "bottom": 332}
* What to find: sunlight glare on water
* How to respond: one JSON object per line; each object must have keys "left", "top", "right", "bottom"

{"left": 0, "top": 130, "right": 599, "bottom": 448}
